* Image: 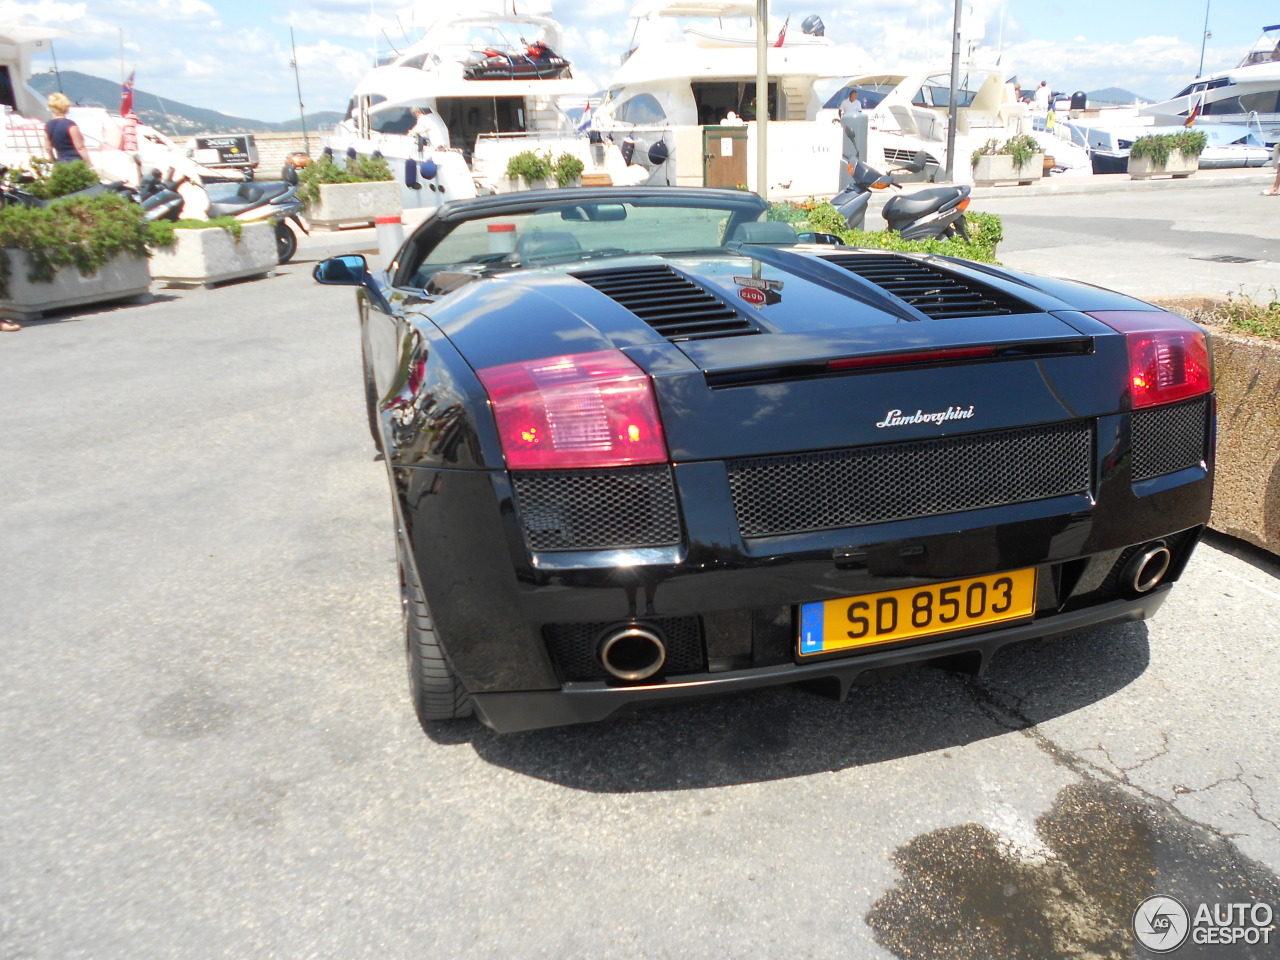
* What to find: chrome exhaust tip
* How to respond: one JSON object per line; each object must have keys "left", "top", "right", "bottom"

{"left": 599, "top": 625, "right": 667, "bottom": 681}
{"left": 1126, "top": 543, "right": 1172, "bottom": 594}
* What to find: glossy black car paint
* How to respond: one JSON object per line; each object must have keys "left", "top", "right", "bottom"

{"left": 321, "top": 187, "right": 1214, "bottom": 733}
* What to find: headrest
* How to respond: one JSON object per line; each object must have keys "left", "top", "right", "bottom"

{"left": 515, "top": 231, "right": 582, "bottom": 260}
{"left": 728, "top": 221, "right": 798, "bottom": 244}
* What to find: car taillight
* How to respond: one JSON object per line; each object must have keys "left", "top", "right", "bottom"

{"left": 476, "top": 349, "right": 668, "bottom": 469}
{"left": 1088, "top": 310, "right": 1212, "bottom": 409}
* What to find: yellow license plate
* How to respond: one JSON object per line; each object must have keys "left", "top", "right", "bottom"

{"left": 798, "top": 568, "right": 1037, "bottom": 657}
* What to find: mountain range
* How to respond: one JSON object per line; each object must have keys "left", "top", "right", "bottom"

{"left": 28, "top": 71, "right": 344, "bottom": 137}
{"left": 1086, "top": 87, "right": 1157, "bottom": 105}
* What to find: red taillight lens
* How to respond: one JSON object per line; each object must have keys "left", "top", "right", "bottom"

{"left": 1088, "top": 310, "right": 1212, "bottom": 409}
{"left": 475, "top": 349, "right": 668, "bottom": 469}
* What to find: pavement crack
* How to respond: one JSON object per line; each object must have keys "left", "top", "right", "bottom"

{"left": 1117, "top": 732, "right": 1170, "bottom": 774}
{"left": 961, "top": 676, "right": 1249, "bottom": 847}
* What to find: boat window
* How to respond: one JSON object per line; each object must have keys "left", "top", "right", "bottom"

{"left": 1203, "top": 96, "right": 1242, "bottom": 116}
{"left": 1206, "top": 77, "right": 1232, "bottom": 90}
{"left": 822, "top": 83, "right": 894, "bottom": 110}
{"left": 371, "top": 107, "right": 415, "bottom": 135}
{"left": 691, "top": 81, "right": 779, "bottom": 124}
{"left": 1173, "top": 84, "right": 1194, "bottom": 98}
{"left": 1239, "top": 91, "right": 1280, "bottom": 114}
{"left": 616, "top": 94, "right": 667, "bottom": 125}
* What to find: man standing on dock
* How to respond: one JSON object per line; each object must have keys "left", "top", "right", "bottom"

{"left": 1034, "top": 81, "right": 1050, "bottom": 114}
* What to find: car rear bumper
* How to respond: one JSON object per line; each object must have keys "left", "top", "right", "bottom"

{"left": 469, "top": 589, "right": 1170, "bottom": 733}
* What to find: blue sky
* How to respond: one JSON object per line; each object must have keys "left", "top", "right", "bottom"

{"left": 2, "top": 0, "right": 1269, "bottom": 121}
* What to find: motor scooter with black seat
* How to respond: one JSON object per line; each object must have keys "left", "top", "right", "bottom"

{"left": 831, "top": 153, "right": 972, "bottom": 241}
{"left": 197, "top": 162, "right": 309, "bottom": 263}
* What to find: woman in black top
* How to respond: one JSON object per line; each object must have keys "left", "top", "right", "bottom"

{"left": 44, "top": 91, "right": 92, "bottom": 165}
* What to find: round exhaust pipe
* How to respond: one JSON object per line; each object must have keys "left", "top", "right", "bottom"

{"left": 1125, "top": 543, "right": 1172, "bottom": 594}
{"left": 599, "top": 625, "right": 667, "bottom": 681}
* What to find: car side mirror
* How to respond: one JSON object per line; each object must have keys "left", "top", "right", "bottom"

{"left": 314, "top": 254, "right": 368, "bottom": 285}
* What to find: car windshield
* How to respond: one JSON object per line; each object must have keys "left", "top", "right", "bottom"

{"left": 402, "top": 194, "right": 767, "bottom": 288}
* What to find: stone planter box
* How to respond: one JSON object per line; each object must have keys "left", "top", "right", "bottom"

{"left": 148, "top": 221, "right": 276, "bottom": 288}
{"left": 1205, "top": 327, "right": 1280, "bottom": 554}
{"left": 972, "top": 153, "right": 1045, "bottom": 186}
{"left": 1128, "top": 151, "right": 1197, "bottom": 180}
{"left": 0, "top": 250, "right": 151, "bottom": 322}
{"left": 1149, "top": 294, "right": 1279, "bottom": 555}
{"left": 305, "top": 180, "right": 401, "bottom": 229}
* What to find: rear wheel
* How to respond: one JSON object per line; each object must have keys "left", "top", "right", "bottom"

{"left": 275, "top": 220, "right": 298, "bottom": 264}
{"left": 398, "top": 530, "right": 472, "bottom": 724}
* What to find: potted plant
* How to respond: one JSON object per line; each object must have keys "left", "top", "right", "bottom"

{"left": 505, "top": 150, "right": 554, "bottom": 190}
{"left": 0, "top": 192, "right": 151, "bottom": 323}
{"left": 298, "top": 151, "right": 398, "bottom": 228}
{"left": 147, "top": 217, "right": 278, "bottom": 288}
{"left": 1128, "top": 130, "right": 1206, "bottom": 179}
{"left": 971, "top": 135, "right": 1045, "bottom": 187}
{"left": 551, "top": 152, "right": 585, "bottom": 188}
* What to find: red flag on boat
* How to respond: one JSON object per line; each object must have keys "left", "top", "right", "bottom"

{"left": 774, "top": 14, "right": 789, "bottom": 47}
{"left": 1184, "top": 94, "right": 1201, "bottom": 126}
{"left": 121, "top": 70, "right": 135, "bottom": 116}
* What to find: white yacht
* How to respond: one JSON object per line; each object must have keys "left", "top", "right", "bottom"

{"left": 1140, "top": 24, "right": 1280, "bottom": 147}
{"left": 583, "top": 0, "right": 856, "bottom": 195}
{"left": 325, "top": 0, "right": 591, "bottom": 208}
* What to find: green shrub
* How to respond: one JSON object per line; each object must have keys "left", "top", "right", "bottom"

{"left": 505, "top": 150, "right": 554, "bottom": 186}
{"left": 13, "top": 159, "right": 101, "bottom": 200}
{"left": 146, "top": 216, "right": 244, "bottom": 248}
{"left": 1129, "top": 130, "right": 1207, "bottom": 165}
{"left": 0, "top": 192, "right": 150, "bottom": 299}
{"left": 768, "top": 201, "right": 1003, "bottom": 262}
{"left": 551, "top": 152, "right": 585, "bottom": 187}
{"left": 296, "top": 152, "right": 394, "bottom": 208}
{"left": 971, "top": 134, "right": 1041, "bottom": 169}
{"left": 1196, "top": 292, "right": 1280, "bottom": 339}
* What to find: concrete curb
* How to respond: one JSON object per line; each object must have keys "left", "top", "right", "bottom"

{"left": 969, "top": 167, "right": 1273, "bottom": 200}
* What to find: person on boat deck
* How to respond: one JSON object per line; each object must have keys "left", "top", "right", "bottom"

{"left": 1034, "top": 81, "right": 1050, "bottom": 114}
{"left": 45, "top": 92, "right": 93, "bottom": 166}
{"left": 409, "top": 107, "right": 449, "bottom": 148}
{"left": 838, "top": 88, "right": 863, "bottom": 119}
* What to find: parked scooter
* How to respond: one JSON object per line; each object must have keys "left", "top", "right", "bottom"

{"left": 140, "top": 163, "right": 309, "bottom": 263}
{"left": 832, "top": 155, "right": 972, "bottom": 241}
{"left": 199, "top": 164, "right": 309, "bottom": 263}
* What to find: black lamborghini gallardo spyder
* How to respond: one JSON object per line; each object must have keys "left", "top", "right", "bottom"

{"left": 315, "top": 187, "right": 1213, "bottom": 733}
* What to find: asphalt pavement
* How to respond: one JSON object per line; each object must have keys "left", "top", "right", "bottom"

{"left": 2, "top": 180, "right": 1280, "bottom": 959}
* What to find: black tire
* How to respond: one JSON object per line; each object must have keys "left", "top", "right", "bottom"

{"left": 275, "top": 220, "right": 298, "bottom": 264}
{"left": 398, "top": 531, "right": 472, "bottom": 724}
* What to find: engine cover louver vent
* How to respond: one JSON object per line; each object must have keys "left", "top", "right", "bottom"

{"left": 572, "top": 265, "right": 758, "bottom": 341}
{"left": 823, "top": 253, "right": 1034, "bottom": 319}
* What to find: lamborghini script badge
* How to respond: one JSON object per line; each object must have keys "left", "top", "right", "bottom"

{"left": 876, "top": 406, "right": 975, "bottom": 428}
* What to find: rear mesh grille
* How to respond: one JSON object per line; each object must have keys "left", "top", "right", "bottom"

{"left": 822, "top": 253, "right": 1033, "bottom": 319}
{"left": 1131, "top": 398, "right": 1209, "bottom": 482}
{"left": 572, "top": 264, "right": 757, "bottom": 340}
{"left": 511, "top": 465, "right": 682, "bottom": 551}
{"left": 727, "top": 421, "right": 1093, "bottom": 538}
{"left": 544, "top": 617, "right": 704, "bottom": 681}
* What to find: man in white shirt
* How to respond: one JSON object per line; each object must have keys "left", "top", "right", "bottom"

{"left": 1034, "top": 81, "right": 1050, "bottom": 114}
{"left": 410, "top": 107, "right": 449, "bottom": 148}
